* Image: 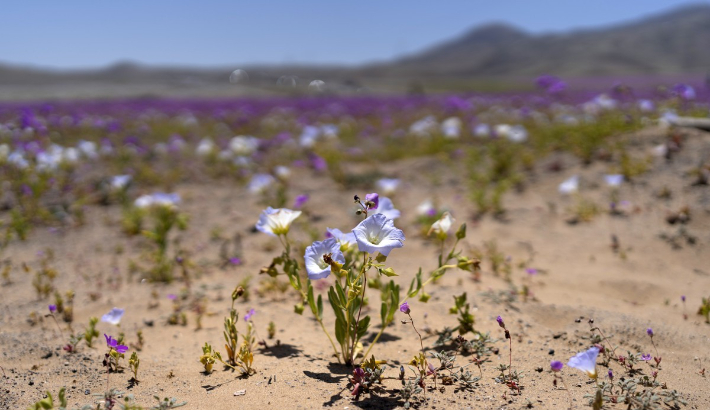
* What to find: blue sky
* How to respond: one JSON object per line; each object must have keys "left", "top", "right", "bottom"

{"left": 0, "top": 1, "right": 702, "bottom": 69}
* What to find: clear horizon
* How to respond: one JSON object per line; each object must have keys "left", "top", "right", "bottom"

{"left": 0, "top": 0, "right": 704, "bottom": 70}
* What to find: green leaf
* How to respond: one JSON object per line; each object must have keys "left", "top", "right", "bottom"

{"left": 335, "top": 316, "right": 346, "bottom": 345}
{"left": 317, "top": 294, "right": 324, "bottom": 320}
{"left": 58, "top": 387, "right": 67, "bottom": 407}
{"left": 356, "top": 316, "right": 371, "bottom": 340}
{"left": 307, "top": 284, "right": 317, "bottom": 316}
{"left": 380, "top": 302, "right": 387, "bottom": 325}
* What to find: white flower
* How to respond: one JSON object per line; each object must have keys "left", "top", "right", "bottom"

{"left": 274, "top": 166, "right": 291, "bottom": 180}
{"left": 255, "top": 207, "right": 301, "bottom": 237}
{"left": 604, "top": 174, "right": 624, "bottom": 187}
{"left": 134, "top": 192, "right": 180, "bottom": 208}
{"left": 652, "top": 144, "right": 668, "bottom": 157}
{"left": 101, "top": 307, "right": 125, "bottom": 325}
{"left": 8, "top": 151, "right": 29, "bottom": 168}
{"left": 110, "top": 175, "right": 132, "bottom": 190}
{"left": 567, "top": 346, "right": 600, "bottom": 379}
{"left": 247, "top": 174, "right": 275, "bottom": 194}
{"left": 410, "top": 116, "right": 438, "bottom": 137}
{"left": 63, "top": 147, "right": 80, "bottom": 163}
{"left": 326, "top": 227, "right": 357, "bottom": 250}
{"left": 304, "top": 238, "right": 344, "bottom": 280}
{"left": 299, "top": 125, "right": 320, "bottom": 148}
{"left": 78, "top": 140, "right": 98, "bottom": 159}
{"left": 441, "top": 117, "right": 461, "bottom": 139}
{"left": 371, "top": 197, "right": 400, "bottom": 220}
{"left": 473, "top": 123, "right": 490, "bottom": 137}
{"left": 352, "top": 213, "right": 405, "bottom": 256}
{"left": 416, "top": 199, "right": 436, "bottom": 216}
{"left": 196, "top": 138, "right": 215, "bottom": 156}
{"left": 637, "top": 99, "right": 655, "bottom": 112}
{"left": 428, "top": 212, "right": 455, "bottom": 238}
{"left": 376, "top": 179, "right": 400, "bottom": 195}
{"left": 558, "top": 175, "right": 579, "bottom": 195}
{"left": 229, "top": 135, "right": 259, "bottom": 156}
{"left": 506, "top": 125, "right": 527, "bottom": 143}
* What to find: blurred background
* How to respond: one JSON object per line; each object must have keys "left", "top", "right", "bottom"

{"left": 1, "top": 0, "right": 709, "bottom": 100}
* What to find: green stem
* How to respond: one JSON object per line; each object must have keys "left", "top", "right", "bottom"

{"left": 362, "top": 318, "right": 392, "bottom": 359}
{"left": 403, "top": 264, "right": 459, "bottom": 303}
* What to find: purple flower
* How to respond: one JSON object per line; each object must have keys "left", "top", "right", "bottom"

{"left": 48, "top": 304, "right": 57, "bottom": 314}
{"left": 293, "top": 194, "right": 309, "bottom": 209}
{"left": 104, "top": 334, "right": 128, "bottom": 354}
{"left": 399, "top": 302, "right": 410, "bottom": 314}
{"left": 641, "top": 353, "right": 652, "bottom": 361}
{"left": 365, "top": 193, "right": 379, "bottom": 210}
{"left": 496, "top": 316, "right": 505, "bottom": 328}
{"left": 550, "top": 361, "right": 563, "bottom": 372}
{"left": 646, "top": 328, "right": 654, "bottom": 337}
{"left": 608, "top": 369, "right": 614, "bottom": 380}
{"left": 681, "top": 295, "right": 686, "bottom": 302}
{"left": 167, "top": 294, "right": 177, "bottom": 300}
{"left": 525, "top": 268, "right": 538, "bottom": 275}
{"left": 229, "top": 257, "right": 242, "bottom": 266}
{"left": 244, "top": 308, "right": 255, "bottom": 322}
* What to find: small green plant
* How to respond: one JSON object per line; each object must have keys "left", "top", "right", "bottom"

{"left": 28, "top": 387, "right": 67, "bottom": 410}
{"left": 83, "top": 317, "right": 99, "bottom": 348}
{"left": 129, "top": 351, "right": 140, "bottom": 381}
{"left": 698, "top": 296, "right": 710, "bottom": 324}
{"left": 200, "top": 343, "right": 217, "bottom": 374}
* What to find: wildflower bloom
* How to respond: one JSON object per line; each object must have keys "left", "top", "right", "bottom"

{"left": 364, "top": 193, "right": 379, "bottom": 210}
{"left": 370, "top": 197, "right": 401, "bottom": 220}
{"left": 567, "top": 346, "right": 600, "bottom": 379}
{"left": 48, "top": 304, "right": 57, "bottom": 314}
{"left": 244, "top": 308, "right": 255, "bottom": 322}
{"left": 326, "top": 228, "right": 357, "bottom": 250}
{"left": 604, "top": 174, "right": 624, "bottom": 187}
{"left": 608, "top": 369, "right": 614, "bottom": 380}
{"left": 293, "top": 194, "right": 309, "bottom": 209}
{"left": 247, "top": 174, "right": 275, "bottom": 194}
{"left": 101, "top": 307, "right": 125, "bottom": 325}
{"left": 428, "top": 211, "right": 455, "bottom": 239}
{"left": 496, "top": 316, "right": 505, "bottom": 328}
{"left": 681, "top": 295, "right": 686, "bottom": 302}
{"left": 416, "top": 199, "right": 435, "bottom": 216}
{"left": 646, "top": 328, "right": 654, "bottom": 337}
{"left": 641, "top": 353, "right": 652, "bottom": 361}
{"left": 550, "top": 361, "right": 563, "bottom": 372}
{"left": 558, "top": 175, "right": 579, "bottom": 194}
{"left": 255, "top": 207, "right": 302, "bottom": 236}
{"left": 376, "top": 178, "right": 400, "bottom": 195}
{"left": 304, "top": 238, "right": 345, "bottom": 280}
{"left": 104, "top": 334, "right": 128, "bottom": 354}
{"left": 399, "top": 302, "right": 410, "bottom": 314}
{"left": 352, "top": 214, "right": 405, "bottom": 256}
{"left": 526, "top": 268, "right": 538, "bottom": 275}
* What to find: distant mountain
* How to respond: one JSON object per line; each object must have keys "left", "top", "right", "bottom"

{"left": 382, "top": 3, "right": 710, "bottom": 77}
{"left": 1, "top": 3, "right": 709, "bottom": 98}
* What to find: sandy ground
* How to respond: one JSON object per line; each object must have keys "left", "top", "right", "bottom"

{"left": 2, "top": 126, "right": 710, "bottom": 410}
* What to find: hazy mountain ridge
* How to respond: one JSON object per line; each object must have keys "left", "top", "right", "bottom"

{"left": 1, "top": 3, "right": 709, "bottom": 97}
